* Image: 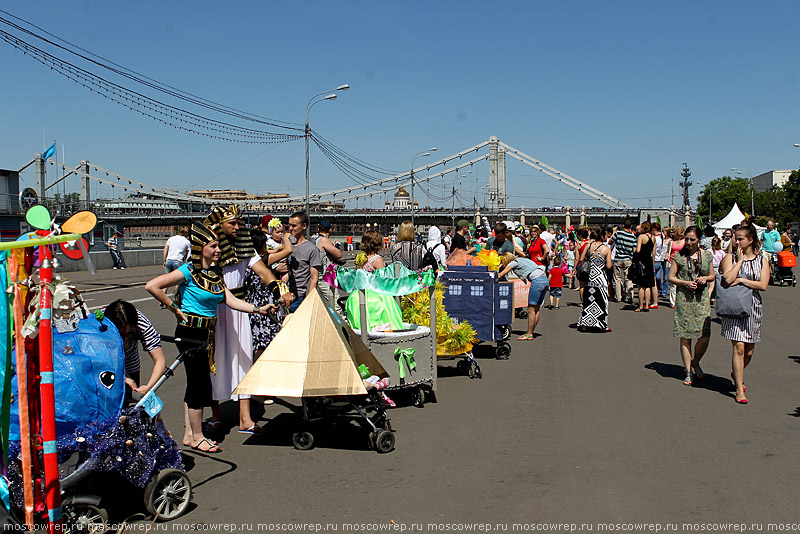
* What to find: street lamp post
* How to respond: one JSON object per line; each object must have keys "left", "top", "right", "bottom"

{"left": 305, "top": 84, "right": 349, "bottom": 237}
{"left": 410, "top": 147, "right": 437, "bottom": 229}
{"left": 731, "top": 168, "right": 754, "bottom": 216}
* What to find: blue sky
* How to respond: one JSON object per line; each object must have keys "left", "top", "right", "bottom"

{"left": 1, "top": 1, "right": 799, "bottom": 210}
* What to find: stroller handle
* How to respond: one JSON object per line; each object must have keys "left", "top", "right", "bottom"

{"left": 160, "top": 335, "right": 208, "bottom": 352}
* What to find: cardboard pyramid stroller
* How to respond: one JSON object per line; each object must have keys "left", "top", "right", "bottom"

{"left": 233, "top": 288, "right": 395, "bottom": 453}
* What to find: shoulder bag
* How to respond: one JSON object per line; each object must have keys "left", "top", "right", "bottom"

{"left": 577, "top": 244, "right": 594, "bottom": 282}
{"left": 715, "top": 258, "right": 753, "bottom": 317}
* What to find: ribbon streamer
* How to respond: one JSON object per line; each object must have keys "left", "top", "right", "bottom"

{"left": 394, "top": 347, "right": 417, "bottom": 380}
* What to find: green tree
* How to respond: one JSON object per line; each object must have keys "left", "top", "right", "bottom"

{"left": 696, "top": 176, "right": 752, "bottom": 222}
{"left": 782, "top": 168, "right": 800, "bottom": 224}
{"left": 753, "top": 187, "right": 788, "bottom": 227}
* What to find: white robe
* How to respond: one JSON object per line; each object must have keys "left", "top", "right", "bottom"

{"left": 211, "top": 255, "right": 259, "bottom": 401}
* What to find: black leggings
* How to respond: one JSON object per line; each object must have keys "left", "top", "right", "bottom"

{"left": 175, "top": 323, "right": 215, "bottom": 409}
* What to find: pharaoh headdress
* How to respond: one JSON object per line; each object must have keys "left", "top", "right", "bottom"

{"left": 204, "top": 204, "right": 255, "bottom": 267}
{"left": 189, "top": 224, "right": 225, "bottom": 295}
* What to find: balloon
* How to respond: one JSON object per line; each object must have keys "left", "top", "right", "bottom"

{"left": 773, "top": 241, "right": 783, "bottom": 253}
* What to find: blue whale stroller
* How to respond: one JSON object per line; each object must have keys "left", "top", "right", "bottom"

{"left": 6, "top": 317, "right": 204, "bottom": 530}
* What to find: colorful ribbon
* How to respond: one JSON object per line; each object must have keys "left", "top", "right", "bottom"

{"left": 394, "top": 347, "right": 417, "bottom": 379}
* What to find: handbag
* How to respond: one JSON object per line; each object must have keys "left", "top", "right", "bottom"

{"left": 577, "top": 261, "right": 590, "bottom": 281}
{"left": 715, "top": 274, "right": 752, "bottom": 317}
{"left": 627, "top": 260, "right": 645, "bottom": 284}
{"left": 577, "top": 244, "right": 593, "bottom": 281}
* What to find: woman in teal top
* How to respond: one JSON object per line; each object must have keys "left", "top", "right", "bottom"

{"left": 146, "top": 224, "right": 276, "bottom": 453}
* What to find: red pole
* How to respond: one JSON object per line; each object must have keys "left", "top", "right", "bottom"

{"left": 36, "top": 243, "right": 63, "bottom": 531}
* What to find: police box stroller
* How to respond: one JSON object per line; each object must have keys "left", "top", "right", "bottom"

{"left": 6, "top": 312, "right": 203, "bottom": 530}
{"left": 233, "top": 288, "right": 396, "bottom": 453}
{"left": 440, "top": 265, "right": 514, "bottom": 360}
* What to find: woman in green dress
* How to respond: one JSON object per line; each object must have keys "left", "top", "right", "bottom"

{"left": 667, "top": 226, "right": 715, "bottom": 386}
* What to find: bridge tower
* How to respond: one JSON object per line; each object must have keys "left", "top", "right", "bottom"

{"left": 488, "top": 136, "right": 506, "bottom": 210}
{"left": 80, "top": 160, "right": 91, "bottom": 209}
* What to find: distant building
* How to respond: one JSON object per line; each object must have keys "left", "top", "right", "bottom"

{"left": 752, "top": 170, "right": 792, "bottom": 192}
{"left": 393, "top": 187, "right": 410, "bottom": 209}
{"left": 185, "top": 189, "right": 289, "bottom": 201}
{"left": 184, "top": 189, "right": 344, "bottom": 212}
{"left": 99, "top": 196, "right": 181, "bottom": 213}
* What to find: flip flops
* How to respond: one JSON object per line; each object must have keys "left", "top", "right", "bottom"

{"left": 190, "top": 438, "right": 222, "bottom": 453}
{"left": 238, "top": 425, "right": 265, "bottom": 435}
{"left": 516, "top": 334, "right": 534, "bottom": 341}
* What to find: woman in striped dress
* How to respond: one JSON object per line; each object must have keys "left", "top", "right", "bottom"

{"left": 577, "top": 228, "right": 613, "bottom": 332}
{"left": 720, "top": 222, "right": 769, "bottom": 404}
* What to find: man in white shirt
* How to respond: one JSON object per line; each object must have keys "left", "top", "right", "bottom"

{"left": 163, "top": 226, "right": 191, "bottom": 273}
{"left": 539, "top": 225, "right": 555, "bottom": 253}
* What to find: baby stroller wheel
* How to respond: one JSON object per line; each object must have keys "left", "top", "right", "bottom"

{"left": 498, "top": 325, "right": 512, "bottom": 341}
{"left": 63, "top": 502, "right": 107, "bottom": 533}
{"left": 413, "top": 387, "right": 426, "bottom": 407}
{"left": 456, "top": 359, "right": 467, "bottom": 373}
{"left": 373, "top": 430, "right": 395, "bottom": 453}
{"left": 469, "top": 361, "right": 482, "bottom": 379}
{"left": 292, "top": 431, "right": 315, "bottom": 450}
{"left": 144, "top": 468, "right": 192, "bottom": 521}
{"left": 496, "top": 342, "right": 511, "bottom": 360}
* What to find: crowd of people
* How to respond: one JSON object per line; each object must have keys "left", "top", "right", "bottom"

{"left": 378, "top": 215, "right": 782, "bottom": 404}
{"left": 106, "top": 209, "right": 789, "bottom": 455}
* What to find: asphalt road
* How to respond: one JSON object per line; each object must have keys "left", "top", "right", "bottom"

{"left": 67, "top": 264, "right": 800, "bottom": 531}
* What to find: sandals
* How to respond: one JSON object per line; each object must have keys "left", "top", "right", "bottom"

{"left": 190, "top": 438, "right": 222, "bottom": 453}
{"left": 204, "top": 420, "right": 221, "bottom": 432}
{"left": 516, "top": 334, "right": 535, "bottom": 341}
{"left": 238, "top": 424, "right": 265, "bottom": 435}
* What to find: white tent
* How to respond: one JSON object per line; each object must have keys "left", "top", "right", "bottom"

{"left": 712, "top": 203, "right": 765, "bottom": 236}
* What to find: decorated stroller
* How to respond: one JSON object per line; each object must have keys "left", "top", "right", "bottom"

{"left": 440, "top": 265, "right": 513, "bottom": 360}
{"left": 0, "top": 206, "right": 193, "bottom": 531}
{"left": 233, "top": 289, "right": 396, "bottom": 453}
{"left": 336, "top": 263, "right": 441, "bottom": 406}
{"left": 6, "top": 325, "right": 201, "bottom": 528}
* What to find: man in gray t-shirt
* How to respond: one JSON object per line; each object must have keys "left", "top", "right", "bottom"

{"left": 287, "top": 212, "right": 322, "bottom": 312}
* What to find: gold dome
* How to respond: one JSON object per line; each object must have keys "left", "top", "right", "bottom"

{"left": 395, "top": 187, "right": 410, "bottom": 198}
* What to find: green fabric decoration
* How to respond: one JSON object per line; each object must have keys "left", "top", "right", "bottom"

{"left": 656, "top": 216, "right": 662, "bottom": 227}
{"left": 335, "top": 263, "right": 435, "bottom": 297}
{"left": 394, "top": 347, "right": 417, "bottom": 379}
{"left": 345, "top": 290, "right": 404, "bottom": 331}
{"left": 698, "top": 215, "right": 703, "bottom": 228}
{"left": 358, "top": 364, "right": 370, "bottom": 379}
{"left": 540, "top": 215, "right": 549, "bottom": 229}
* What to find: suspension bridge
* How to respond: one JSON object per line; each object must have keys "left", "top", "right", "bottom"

{"left": 17, "top": 136, "right": 633, "bottom": 215}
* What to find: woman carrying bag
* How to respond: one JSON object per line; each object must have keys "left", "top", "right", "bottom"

{"left": 719, "top": 220, "right": 769, "bottom": 404}
{"left": 667, "top": 226, "right": 714, "bottom": 386}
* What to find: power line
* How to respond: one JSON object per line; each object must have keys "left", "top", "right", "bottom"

{"left": 0, "top": 11, "right": 303, "bottom": 131}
